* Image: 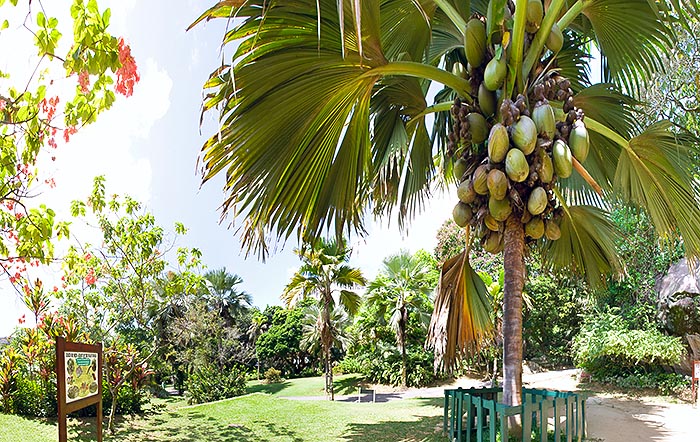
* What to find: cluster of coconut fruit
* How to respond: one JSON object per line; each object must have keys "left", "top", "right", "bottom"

{"left": 449, "top": 1, "right": 590, "bottom": 254}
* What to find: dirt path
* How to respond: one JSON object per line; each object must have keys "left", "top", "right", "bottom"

{"left": 285, "top": 369, "right": 699, "bottom": 441}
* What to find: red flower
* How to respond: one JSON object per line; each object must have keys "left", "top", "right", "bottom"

{"left": 85, "top": 268, "right": 97, "bottom": 285}
{"left": 78, "top": 70, "right": 90, "bottom": 93}
{"left": 115, "top": 38, "right": 140, "bottom": 97}
{"left": 63, "top": 126, "right": 78, "bottom": 143}
{"left": 84, "top": 253, "right": 92, "bottom": 261}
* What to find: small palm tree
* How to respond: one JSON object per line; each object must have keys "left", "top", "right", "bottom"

{"left": 193, "top": 0, "right": 700, "bottom": 414}
{"left": 367, "top": 251, "right": 434, "bottom": 387}
{"left": 203, "top": 268, "right": 251, "bottom": 324}
{"left": 283, "top": 238, "right": 365, "bottom": 400}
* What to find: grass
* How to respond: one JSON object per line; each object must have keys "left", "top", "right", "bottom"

{"left": 246, "top": 373, "right": 364, "bottom": 397}
{"left": 0, "top": 375, "right": 445, "bottom": 442}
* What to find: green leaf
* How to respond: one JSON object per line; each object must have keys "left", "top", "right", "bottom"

{"left": 542, "top": 204, "right": 623, "bottom": 289}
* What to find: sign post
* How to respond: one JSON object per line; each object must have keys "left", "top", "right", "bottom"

{"left": 56, "top": 337, "right": 103, "bottom": 442}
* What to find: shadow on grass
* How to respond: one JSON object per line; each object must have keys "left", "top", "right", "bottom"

{"left": 334, "top": 374, "right": 364, "bottom": 395}
{"left": 245, "top": 380, "right": 291, "bottom": 395}
{"left": 340, "top": 398, "right": 445, "bottom": 442}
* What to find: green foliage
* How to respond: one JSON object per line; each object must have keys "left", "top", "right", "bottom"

{"left": 523, "top": 272, "right": 587, "bottom": 367}
{"left": 255, "top": 306, "right": 317, "bottom": 377}
{"left": 185, "top": 364, "right": 247, "bottom": 405}
{"left": 344, "top": 347, "right": 439, "bottom": 388}
{"left": 264, "top": 368, "right": 282, "bottom": 384}
{"left": 11, "top": 376, "right": 56, "bottom": 417}
{"left": 599, "top": 371, "right": 690, "bottom": 396}
{"left": 573, "top": 310, "right": 685, "bottom": 377}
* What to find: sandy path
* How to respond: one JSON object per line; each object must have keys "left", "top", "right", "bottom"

{"left": 283, "top": 369, "right": 698, "bottom": 440}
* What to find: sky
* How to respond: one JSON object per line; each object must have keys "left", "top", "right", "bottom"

{"left": 0, "top": 0, "right": 454, "bottom": 336}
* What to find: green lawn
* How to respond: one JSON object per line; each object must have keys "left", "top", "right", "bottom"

{"left": 0, "top": 376, "right": 445, "bottom": 442}
{"left": 246, "top": 373, "right": 364, "bottom": 397}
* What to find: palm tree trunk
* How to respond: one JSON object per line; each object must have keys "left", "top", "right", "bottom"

{"left": 322, "top": 299, "right": 334, "bottom": 400}
{"left": 399, "top": 306, "right": 408, "bottom": 388}
{"left": 502, "top": 214, "right": 526, "bottom": 435}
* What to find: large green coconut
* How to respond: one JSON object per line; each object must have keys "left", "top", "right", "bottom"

{"left": 472, "top": 164, "right": 490, "bottom": 195}
{"left": 505, "top": 148, "right": 529, "bottom": 182}
{"left": 487, "top": 169, "right": 508, "bottom": 200}
{"left": 569, "top": 120, "right": 590, "bottom": 162}
{"left": 479, "top": 83, "right": 497, "bottom": 116}
{"left": 525, "top": 0, "right": 543, "bottom": 33}
{"left": 484, "top": 213, "right": 500, "bottom": 232}
{"left": 483, "top": 231, "right": 503, "bottom": 254}
{"left": 483, "top": 55, "right": 506, "bottom": 91}
{"left": 525, "top": 217, "right": 545, "bottom": 239}
{"left": 488, "top": 123, "right": 509, "bottom": 163}
{"left": 457, "top": 179, "right": 476, "bottom": 203}
{"left": 452, "top": 62, "right": 468, "bottom": 79}
{"left": 468, "top": 112, "right": 489, "bottom": 144}
{"left": 489, "top": 195, "right": 512, "bottom": 221}
{"left": 545, "top": 219, "right": 561, "bottom": 240}
{"left": 532, "top": 102, "right": 555, "bottom": 139}
{"left": 453, "top": 202, "right": 473, "bottom": 227}
{"left": 465, "top": 19, "right": 486, "bottom": 68}
{"left": 511, "top": 116, "right": 537, "bottom": 154}
{"left": 538, "top": 149, "right": 554, "bottom": 183}
{"left": 454, "top": 158, "right": 468, "bottom": 181}
{"left": 546, "top": 23, "right": 564, "bottom": 53}
{"left": 527, "top": 187, "right": 548, "bottom": 216}
{"left": 552, "top": 139, "right": 573, "bottom": 178}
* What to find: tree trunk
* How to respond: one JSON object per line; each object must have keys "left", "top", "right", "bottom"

{"left": 322, "top": 299, "right": 334, "bottom": 400}
{"left": 107, "top": 383, "right": 120, "bottom": 434}
{"left": 502, "top": 214, "right": 526, "bottom": 436}
{"left": 399, "top": 306, "right": 408, "bottom": 388}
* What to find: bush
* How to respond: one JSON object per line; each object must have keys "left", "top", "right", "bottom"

{"left": 186, "top": 364, "right": 247, "bottom": 404}
{"left": 12, "top": 376, "right": 56, "bottom": 417}
{"left": 335, "top": 357, "right": 364, "bottom": 375}
{"left": 600, "top": 372, "right": 690, "bottom": 396}
{"left": 347, "top": 348, "right": 440, "bottom": 387}
{"left": 573, "top": 311, "right": 684, "bottom": 378}
{"left": 264, "top": 367, "right": 282, "bottom": 384}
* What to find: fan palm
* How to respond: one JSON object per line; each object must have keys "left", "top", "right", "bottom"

{"left": 203, "top": 268, "right": 251, "bottom": 324}
{"left": 282, "top": 238, "right": 365, "bottom": 400}
{"left": 192, "top": 0, "right": 700, "bottom": 414}
{"left": 367, "top": 250, "right": 434, "bottom": 387}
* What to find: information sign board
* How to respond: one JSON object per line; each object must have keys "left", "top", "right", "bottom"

{"left": 56, "top": 337, "right": 103, "bottom": 442}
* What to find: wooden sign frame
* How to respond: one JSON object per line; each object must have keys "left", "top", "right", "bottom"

{"left": 56, "top": 337, "right": 103, "bottom": 442}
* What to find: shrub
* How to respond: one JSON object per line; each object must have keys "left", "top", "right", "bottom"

{"left": 573, "top": 311, "right": 684, "bottom": 378}
{"left": 351, "top": 348, "right": 440, "bottom": 387}
{"left": 335, "top": 357, "right": 364, "bottom": 375}
{"left": 13, "top": 376, "right": 56, "bottom": 417}
{"left": 264, "top": 367, "right": 282, "bottom": 384}
{"left": 186, "top": 364, "right": 246, "bottom": 404}
{"left": 601, "top": 372, "right": 690, "bottom": 396}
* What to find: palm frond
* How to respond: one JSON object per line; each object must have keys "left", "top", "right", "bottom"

{"left": 611, "top": 121, "right": 700, "bottom": 259}
{"left": 338, "top": 289, "right": 361, "bottom": 316}
{"left": 427, "top": 248, "right": 493, "bottom": 373}
{"left": 580, "top": 0, "right": 671, "bottom": 93}
{"left": 542, "top": 204, "right": 623, "bottom": 289}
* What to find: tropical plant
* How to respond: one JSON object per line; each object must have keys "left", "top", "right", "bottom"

{"left": 202, "top": 268, "right": 252, "bottom": 324}
{"left": 367, "top": 250, "right": 434, "bottom": 387}
{"left": 193, "top": 0, "right": 700, "bottom": 416}
{"left": 282, "top": 238, "right": 365, "bottom": 400}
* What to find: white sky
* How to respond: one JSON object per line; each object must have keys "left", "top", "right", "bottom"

{"left": 0, "top": 0, "right": 452, "bottom": 336}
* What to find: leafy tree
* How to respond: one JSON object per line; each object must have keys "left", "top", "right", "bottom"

{"left": 282, "top": 239, "right": 365, "bottom": 400}
{"left": 254, "top": 305, "right": 317, "bottom": 377}
{"left": 367, "top": 250, "right": 434, "bottom": 387}
{"left": 60, "top": 177, "right": 203, "bottom": 432}
{"left": 0, "top": 0, "right": 139, "bottom": 293}
{"left": 193, "top": 0, "right": 700, "bottom": 417}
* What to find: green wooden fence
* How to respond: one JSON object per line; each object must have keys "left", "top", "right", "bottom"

{"left": 443, "top": 387, "right": 587, "bottom": 442}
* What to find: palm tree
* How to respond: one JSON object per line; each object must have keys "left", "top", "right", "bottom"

{"left": 203, "top": 268, "right": 251, "bottom": 324}
{"left": 192, "top": 0, "right": 700, "bottom": 415}
{"left": 367, "top": 251, "right": 434, "bottom": 387}
{"left": 283, "top": 238, "right": 365, "bottom": 400}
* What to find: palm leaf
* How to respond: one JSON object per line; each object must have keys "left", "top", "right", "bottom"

{"left": 580, "top": 0, "right": 672, "bottom": 93}
{"left": 610, "top": 121, "right": 700, "bottom": 259}
{"left": 542, "top": 204, "right": 623, "bottom": 289}
{"left": 427, "top": 246, "right": 493, "bottom": 373}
